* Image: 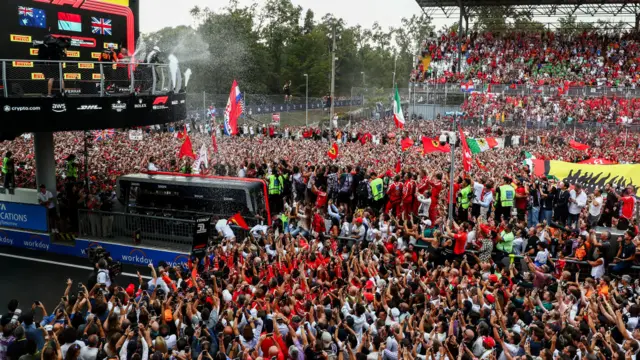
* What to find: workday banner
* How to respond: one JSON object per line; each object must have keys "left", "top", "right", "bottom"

{"left": 0, "top": 228, "right": 189, "bottom": 267}
{"left": 0, "top": 202, "right": 48, "bottom": 232}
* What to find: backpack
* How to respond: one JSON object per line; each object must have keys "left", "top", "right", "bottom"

{"left": 339, "top": 174, "right": 352, "bottom": 194}
{"left": 356, "top": 180, "right": 369, "bottom": 200}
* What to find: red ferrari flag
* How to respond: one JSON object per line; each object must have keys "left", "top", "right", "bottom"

{"left": 458, "top": 126, "right": 472, "bottom": 172}
{"left": 475, "top": 158, "right": 488, "bottom": 171}
{"left": 178, "top": 134, "right": 196, "bottom": 159}
{"left": 327, "top": 142, "right": 339, "bottom": 160}
{"left": 228, "top": 213, "right": 249, "bottom": 230}
{"left": 401, "top": 137, "right": 414, "bottom": 151}
{"left": 569, "top": 140, "right": 590, "bottom": 151}
{"left": 422, "top": 137, "right": 451, "bottom": 153}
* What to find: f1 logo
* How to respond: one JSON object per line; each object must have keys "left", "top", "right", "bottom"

{"left": 33, "top": 0, "right": 86, "bottom": 7}
{"left": 153, "top": 96, "right": 168, "bottom": 105}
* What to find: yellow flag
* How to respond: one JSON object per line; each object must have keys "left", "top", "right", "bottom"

{"left": 421, "top": 55, "right": 432, "bottom": 71}
{"left": 501, "top": 112, "right": 505, "bottom": 122}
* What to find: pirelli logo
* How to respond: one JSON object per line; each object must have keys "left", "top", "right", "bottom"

{"left": 91, "top": 52, "right": 102, "bottom": 59}
{"left": 30, "top": 48, "right": 39, "bottom": 56}
{"left": 10, "top": 34, "right": 31, "bottom": 43}
{"left": 104, "top": 42, "right": 118, "bottom": 49}
{"left": 92, "top": 73, "right": 102, "bottom": 80}
{"left": 12, "top": 61, "right": 33, "bottom": 68}
{"left": 79, "top": 63, "right": 95, "bottom": 69}
{"left": 66, "top": 50, "right": 80, "bottom": 58}
{"left": 64, "top": 73, "right": 81, "bottom": 80}
{"left": 112, "top": 64, "right": 117, "bottom": 70}
{"left": 31, "top": 73, "right": 45, "bottom": 80}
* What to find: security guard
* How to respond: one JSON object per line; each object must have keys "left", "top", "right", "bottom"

{"left": 495, "top": 176, "right": 515, "bottom": 222}
{"left": 2, "top": 151, "right": 15, "bottom": 192}
{"left": 369, "top": 172, "right": 384, "bottom": 212}
{"left": 267, "top": 169, "right": 284, "bottom": 215}
{"left": 456, "top": 177, "right": 472, "bottom": 222}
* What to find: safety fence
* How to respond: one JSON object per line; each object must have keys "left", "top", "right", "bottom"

{"left": 186, "top": 92, "right": 362, "bottom": 121}
{"left": 408, "top": 83, "right": 640, "bottom": 99}
{"left": 1, "top": 59, "right": 173, "bottom": 97}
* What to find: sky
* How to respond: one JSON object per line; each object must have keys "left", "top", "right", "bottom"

{"left": 139, "top": 0, "right": 446, "bottom": 34}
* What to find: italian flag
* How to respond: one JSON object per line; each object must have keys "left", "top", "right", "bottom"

{"left": 466, "top": 137, "right": 498, "bottom": 154}
{"left": 393, "top": 85, "right": 405, "bottom": 129}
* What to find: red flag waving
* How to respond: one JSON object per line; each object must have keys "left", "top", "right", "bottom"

{"left": 178, "top": 134, "right": 196, "bottom": 159}
{"left": 228, "top": 212, "right": 249, "bottom": 230}
{"left": 327, "top": 142, "right": 339, "bottom": 160}
{"left": 395, "top": 160, "right": 402, "bottom": 174}
{"left": 475, "top": 158, "right": 488, "bottom": 171}
{"left": 458, "top": 126, "right": 472, "bottom": 172}
{"left": 401, "top": 137, "right": 414, "bottom": 151}
{"left": 569, "top": 140, "right": 590, "bottom": 151}
{"left": 422, "top": 137, "right": 451, "bottom": 153}
{"left": 176, "top": 125, "right": 186, "bottom": 140}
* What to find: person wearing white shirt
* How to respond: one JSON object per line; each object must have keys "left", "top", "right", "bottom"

{"left": 215, "top": 219, "right": 235, "bottom": 240}
{"left": 416, "top": 191, "right": 432, "bottom": 219}
{"left": 478, "top": 184, "right": 494, "bottom": 220}
{"left": 568, "top": 184, "right": 587, "bottom": 228}
{"left": 471, "top": 180, "right": 485, "bottom": 218}
{"left": 588, "top": 188, "right": 604, "bottom": 228}
{"left": 147, "top": 157, "right": 158, "bottom": 171}
{"left": 38, "top": 184, "right": 57, "bottom": 232}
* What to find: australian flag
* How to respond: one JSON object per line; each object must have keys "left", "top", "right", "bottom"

{"left": 19, "top": 6, "right": 46, "bottom": 28}
{"left": 91, "top": 17, "right": 112, "bottom": 36}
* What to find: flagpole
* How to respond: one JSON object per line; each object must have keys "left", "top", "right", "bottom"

{"left": 448, "top": 113, "right": 457, "bottom": 221}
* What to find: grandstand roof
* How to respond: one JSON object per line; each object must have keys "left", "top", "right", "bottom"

{"left": 416, "top": 0, "right": 640, "bottom": 18}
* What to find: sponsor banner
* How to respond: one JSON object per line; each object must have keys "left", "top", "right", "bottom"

{"left": 0, "top": 202, "right": 48, "bottom": 232}
{"left": 30, "top": 48, "right": 39, "bottom": 56}
{"left": 76, "top": 239, "right": 189, "bottom": 266}
{"left": 65, "top": 88, "right": 81, "bottom": 95}
{"left": 91, "top": 52, "right": 102, "bottom": 59}
{"left": 10, "top": 34, "right": 31, "bottom": 43}
{"left": 66, "top": 50, "right": 81, "bottom": 58}
{"left": 133, "top": 98, "right": 148, "bottom": 109}
{"left": 31, "top": 73, "right": 45, "bottom": 80}
{"left": 533, "top": 160, "right": 640, "bottom": 196}
{"left": 0, "top": 229, "right": 189, "bottom": 267}
{"left": 104, "top": 42, "right": 118, "bottom": 49}
{"left": 92, "top": 73, "right": 102, "bottom": 80}
{"left": 64, "top": 73, "right": 81, "bottom": 80}
{"left": 12, "top": 61, "right": 33, "bottom": 68}
{"left": 78, "top": 63, "right": 95, "bottom": 69}
{"left": 77, "top": 104, "right": 102, "bottom": 111}
{"left": 152, "top": 96, "right": 169, "bottom": 110}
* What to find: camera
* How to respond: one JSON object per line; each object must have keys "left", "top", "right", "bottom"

{"left": 37, "top": 34, "right": 71, "bottom": 61}
{"left": 87, "top": 246, "right": 122, "bottom": 277}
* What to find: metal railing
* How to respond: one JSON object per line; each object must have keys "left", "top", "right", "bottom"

{"left": 78, "top": 210, "right": 195, "bottom": 252}
{"left": 1, "top": 59, "right": 174, "bottom": 98}
{"left": 409, "top": 83, "right": 640, "bottom": 99}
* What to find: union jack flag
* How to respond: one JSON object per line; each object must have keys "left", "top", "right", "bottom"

{"left": 91, "top": 17, "right": 112, "bottom": 36}
{"left": 19, "top": 6, "right": 33, "bottom": 16}
{"left": 93, "top": 129, "right": 115, "bottom": 141}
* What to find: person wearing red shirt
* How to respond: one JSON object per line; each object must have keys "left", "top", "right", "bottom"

{"left": 618, "top": 187, "right": 636, "bottom": 230}
{"left": 402, "top": 173, "right": 417, "bottom": 218}
{"left": 514, "top": 179, "right": 529, "bottom": 221}
{"left": 428, "top": 173, "right": 443, "bottom": 221}
{"left": 445, "top": 221, "right": 468, "bottom": 257}
{"left": 385, "top": 175, "right": 403, "bottom": 216}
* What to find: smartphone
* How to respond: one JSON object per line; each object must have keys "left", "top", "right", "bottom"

{"left": 78, "top": 283, "right": 83, "bottom": 289}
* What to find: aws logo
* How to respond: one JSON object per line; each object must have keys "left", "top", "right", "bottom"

{"left": 120, "top": 248, "right": 153, "bottom": 265}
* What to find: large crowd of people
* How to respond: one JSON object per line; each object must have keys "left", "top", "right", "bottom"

{"left": 1, "top": 28, "right": 640, "bottom": 360}
{"left": 412, "top": 30, "right": 640, "bottom": 88}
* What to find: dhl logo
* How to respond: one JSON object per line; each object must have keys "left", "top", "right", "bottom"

{"left": 79, "top": 63, "right": 95, "bottom": 69}
{"left": 64, "top": 73, "right": 81, "bottom": 80}
{"left": 91, "top": 52, "right": 101, "bottom": 60}
{"left": 30, "top": 49, "right": 39, "bottom": 56}
{"left": 32, "top": 0, "right": 129, "bottom": 7}
{"left": 12, "top": 61, "right": 33, "bottom": 68}
{"left": 10, "top": 34, "right": 31, "bottom": 43}
{"left": 31, "top": 73, "right": 45, "bottom": 80}
{"left": 92, "top": 73, "right": 102, "bottom": 80}
{"left": 66, "top": 50, "right": 80, "bottom": 58}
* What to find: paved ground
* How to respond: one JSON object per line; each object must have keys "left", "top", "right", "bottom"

{"left": 0, "top": 246, "right": 151, "bottom": 321}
